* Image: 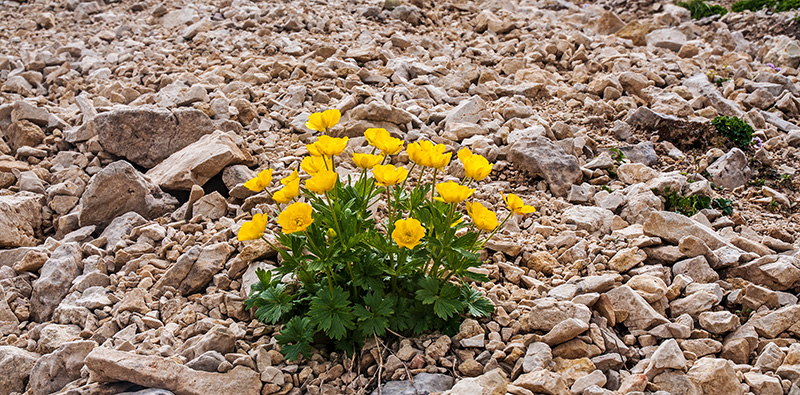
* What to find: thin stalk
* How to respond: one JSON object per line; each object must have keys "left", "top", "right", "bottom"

{"left": 478, "top": 211, "right": 514, "bottom": 249}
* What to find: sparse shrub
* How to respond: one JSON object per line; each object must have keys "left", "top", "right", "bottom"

{"left": 240, "top": 109, "right": 538, "bottom": 361}
{"left": 731, "top": 0, "right": 800, "bottom": 11}
{"left": 711, "top": 115, "right": 754, "bottom": 149}
{"left": 657, "top": 187, "right": 734, "bottom": 216}
{"left": 677, "top": 0, "right": 729, "bottom": 19}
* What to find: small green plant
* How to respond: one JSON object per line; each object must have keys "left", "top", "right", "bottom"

{"left": 239, "top": 109, "right": 536, "bottom": 361}
{"left": 657, "top": 187, "right": 734, "bottom": 216}
{"left": 731, "top": 0, "right": 800, "bottom": 11}
{"left": 706, "top": 68, "right": 731, "bottom": 86}
{"left": 768, "top": 200, "right": 781, "bottom": 212}
{"left": 609, "top": 148, "right": 626, "bottom": 164}
{"left": 713, "top": 198, "right": 734, "bottom": 215}
{"left": 711, "top": 116, "right": 754, "bottom": 149}
{"left": 749, "top": 179, "right": 766, "bottom": 186}
{"left": 677, "top": 0, "right": 729, "bottom": 18}
{"left": 793, "top": 12, "right": 800, "bottom": 21}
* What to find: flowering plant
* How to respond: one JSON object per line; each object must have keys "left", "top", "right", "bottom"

{"left": 240, "top": 109, "right": 536, "bottom": 361}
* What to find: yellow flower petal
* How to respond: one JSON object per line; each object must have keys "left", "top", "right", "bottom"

{"left": 365, "top": 128, "right": 404, "bottom": 155}
{"left": 301, "top": 156, "right": 333, "bottom": 175}
{"left": 281, "top": 170, "right": 300, "bottom": 185}
{"left": 467, "top": 201, "right": 498, "bottom": 232}
{"left": 372, "top": 164, "right": 408, "bottom": 187}
{"left": 435, "top": 181, "right": 475, "bottom": 203}
{"left": 463, "top": 153, "right": 493, "bottom": 181}
{"left": 306, "top": 170, "right": 338, "bottom": 194}
{"left": 305, "top": 109, "right": 341, "bottom": 132}
{"left": 392, "top": 218, "right": 425, "bottom": 249}
{"left": 503, "top": 193, "right": 536, "bottom": 215}
{"left": 352, "top": 153, "right": 384, "bottom": 169}
{"left": 273, "top": 179, "right": 301, "bottom": 204}
{"left": 238, "top": 213, "right": 268, "bottom": 241}
{"left": 277, "top": 202, "right": 314, "bottom": 234}
{"left": 243, "top": 168, "right": 273, "bottom": 192}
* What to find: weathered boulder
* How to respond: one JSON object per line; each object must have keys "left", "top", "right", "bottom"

{"left": 77, "top": 161, "right": 177, "bottom": 229}
{"left": 643, "top": 211, "right": 731, "bottom": 249}
{"left": 146, "top": 130, "right": 253, "bottom": 191}
{"left": 0, "top": 191, "right": 44, "bottom": 247}
{"left": 509, "top": 135, "right": 582, "bottom": 197}
{"left": 707, "top": 148, "right": 751, "bottom": 190}
{"left": 686, "top": 358, "right": 744, "bottom": 395}
{"left": 29, "top": 340, "right": 97, "bottom": 395}
{"left": 93, "top": 107, "right": 216, "bottom": 168}
{"left": 0, "top": 346, "right": 40, "bottom": 395}
{"left": 30, "top": 243, "right": 83, "bottom": 322}
{"left": 154, "top": 243, "right": 234, "bottom": 295}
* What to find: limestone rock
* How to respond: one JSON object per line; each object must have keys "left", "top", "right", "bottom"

{"left": 146, "top": 130, "right": 253, "bottom": 191}
{"left": 29, "top": 340, "right": 96, "bottom": 395}
{"left": 154, "top": 243, "right": 234, "bottom": 295}
{"left": 30, "top": 243, "right": 83, "bottom": 322}
{"left": 509, "top": 135, "right": 582, "bottom": 197}
{"left": 84, "top": 347, "right": 261, "bottom": 395}
{"left": 686, "top": 358, "right": 744, "bottom": 395}
{"left": 78, "top": 161, "right": 177, "bottom": 229}
{"left": 0, "top": 191, "right": 44, "bottom": 247}
{"left": 94, "top": 107, "right": 216, "bottom": 168}
{"left": 0, "top": 346, "right": 40, "bottom": 395}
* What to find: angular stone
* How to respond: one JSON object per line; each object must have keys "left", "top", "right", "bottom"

{"left": 0, "top": 346, "right": 40, "bottom": 395}
{"left": 607, "top": 247, "right": 647, "bottom": 273}
{"left": 30, "top": 243, "right": 82, "bottom": 322}
{"left": 543, "top": 318, "right": 589, "bottom": 346}
{"left": 707, "top": 148, "right": 751, "bottom": 190}
{"left": 673, "top": 256, "right": 719, "bottom": 283}
{"left": 513, "top": 369, "right": 570, "bottom": 395}
{"left": 85, "top": 347, "right": 261, "bottom": 395}
{"left": 723, "top": 255, "right": 800, "bottom": 292}
{"left": 29, "top": 340, "right": 96, "bottom": 395}
{"left": 78, "top": 161, "right": 178, "bottom": 229}
{"left": 147, "top": 130, "right": 253, "bottom": 191}
{"left": 753, "top": 305, "right": 800, "bottom": 338}
{"left": 605, "top": 285, "right": 668, "bottom": 330}
{"left": 509, "top": 135, "right": 581, "bottom": 197}
{"left": 646, "top": 28, "right": 686, "bottom": 52}
{"left": 686, "top": 358, "right": 743, "bottom": 395}
{"left": 94, "top": 107, "right": 216, "bottom": 168}
{"left": 154, "top": 243, "right": 234, "bottom": 295}
{"left": 524, "top": 298, "right": 591, "bottom": 332}
{"left": 643, "top": 211, "right": 732, "bottom": 249}
{"left": 443, "top": 368, "right": 507, "bottom": 395}
{"left": 698, "top": 311, "right": 739, "bottom": 334}
{"left": 0, "top": 191, "right": 44, "bottom": 247}
{"left": 647, "top": 339, "right": 686, "bottom": 373}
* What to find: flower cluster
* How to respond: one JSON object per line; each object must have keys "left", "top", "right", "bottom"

{"left": 239, "top": 109, "right": 536, "bottom": 361}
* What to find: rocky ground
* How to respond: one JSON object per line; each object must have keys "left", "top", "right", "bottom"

{"left": 1, "top": 0, "right": 800, "bottom": 394}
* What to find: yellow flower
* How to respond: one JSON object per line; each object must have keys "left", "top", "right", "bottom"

{"left": 306, "top": 170, "right": 338, "bottom": 194}
{"left": 435, "top": 181, "right": 475, "bottom": 203}
{"left": 466, "top": 201, "right": 498, "bottom": 232}
{"left": 364, "top": 128, "right": 404, "bottom": 155}
{"left": 272, "top": 179, "right": 300, "bottom": 204}
{"left": 407, "top": 140, "right": 449, "bottom": 168}
{"left": 460, "top": 150, "right": 493, "bottom": 181}
{"left": 428, "top": 152, "right": 452, "bottom": 169}
{"left": 352, "top": 153, "right": 384, "bottom": 169}
{"left": 305, "top": 109, "right": 341, "bottom": 132}
{"left": 372, "top": 164, "right": 408, "bottom": 187}
{"left": 301, "top": 155, "right": 333, "bottom": 175}
{"left": 281, "top": 169, "right": 299, "bottom": 185}
{"left": 278, "top": 202, "right": 314, "bottom": 234}
{"left": 243, "top": 168, "right": 273, "bottom": 192}
{"left": 503, "top": 193, "right": 536, "bottom": 215}
{"left": 307, "top": 135, "right": 349, "bottom": 157}
{"left": 392, "top": 218, "right": 425, "bottom": 249}
{"left": 238, "top": 213, "right": 268, "bottom": 241}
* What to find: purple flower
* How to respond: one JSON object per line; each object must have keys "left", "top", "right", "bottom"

{"left": 752, "top": 136, "right": 763, "bottom": 149}
{"left": 766, "top": 63, "right": 781, "bottom": 72}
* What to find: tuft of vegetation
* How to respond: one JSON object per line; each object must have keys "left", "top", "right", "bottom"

{"left": 731, "top": 0, "right": 800, "bottom": 12}
{"left": 677, "top": 0, "right": 729, "bottom": 18}
{"left": 656, "top": 187, "right": 734, "bottom": 217}
{"left": 711, "top": 116, "right": 754, "bottom": 149}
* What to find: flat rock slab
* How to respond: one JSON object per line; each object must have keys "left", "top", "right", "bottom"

{"left": 95, "top": 107, "right": 215, "bottom": 168}
{"left": 85, "top": 347, "right": 261, "bottom": 395}
{"left": 509, "top": 135, "right": 582, "bottom": 197}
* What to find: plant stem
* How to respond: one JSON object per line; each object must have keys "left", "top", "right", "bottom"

{"left": 478, "top": 211, "right": 514, "bottom": 249}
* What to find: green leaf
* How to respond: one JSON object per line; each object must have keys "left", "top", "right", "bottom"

{"left": 253, "top": 284, "right": 293, "bottom": 324}
{"left": 309, "top": 286, "right": 356, "bottom": 340}
{"left": 434, "top": 283, "right": 463, "bottom": 320}
{"left": 461, "top": 284, "right": 494, "bottom": 317}
{"left": 415, "top": 276, "right": 439, "bottom": 305}
{"left": 353, "top": 291, "right": 395, "bottom": 337}
{"left": 275, "top": 316, "right": 314, "bottom": 361}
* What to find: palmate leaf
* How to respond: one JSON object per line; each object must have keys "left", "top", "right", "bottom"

{"left": 309, "top": 286, "right": 356, "bottom": 340}
{"left": 353, "top": 291, "right": 395, "bottom": 337}
{"left": 461, "top": 284, "right": 494, "bottom": 317}
{"left": 275, "top": 316, "right": 314, "bottom": 361}
{"left": 415, "top": 277, "right": 463, "bottom": 320}
{"left": 253, "top": 284, "right": 293, "bottom": 324}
